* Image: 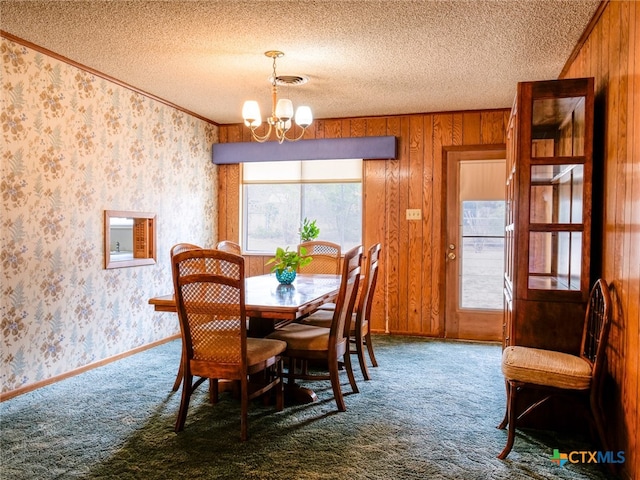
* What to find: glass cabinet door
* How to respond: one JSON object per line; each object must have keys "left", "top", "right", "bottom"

{"left": 531, "top": 95, "right": 586, "bottom": 158}
{"left": 526, "top": 92, "right": 588, "bottom": 294}
{"left": 530, "top": 164, "right": 584, "bottom": 224}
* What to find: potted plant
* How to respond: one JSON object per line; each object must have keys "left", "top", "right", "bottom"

{"left": 266, "top": 246, "right": 312, "bottom": 284}
{"left": 299, "top": 217, "right": 320, "bottom": 242}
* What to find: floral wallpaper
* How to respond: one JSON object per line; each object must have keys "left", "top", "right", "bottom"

{"left": 1, "top": 37, "right": 218, "bottom": 396}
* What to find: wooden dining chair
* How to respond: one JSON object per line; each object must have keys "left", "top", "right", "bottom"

{"left": 497, "top": 278, "right": 612, "bottom": 459}
{"left": 169, "top": 243, "right": 202, "bottom": 391}
{"left": 297, "top": 240, "right": 341, "bottom": 274}
{"left": 171, "top": 248, "right": 287, "bottom": 440}
{"left": 266, "top": 245, "right": 363, "bottom": 411}
{"left": 302, "top": 243, "right": 381, "bottom": 380}
{"left": 216, "top": 240, "right": 241, "bottom": 255}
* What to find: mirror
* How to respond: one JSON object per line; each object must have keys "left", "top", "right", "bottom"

{"left": 104, "top": 210, "right": 156, "bottom": 269}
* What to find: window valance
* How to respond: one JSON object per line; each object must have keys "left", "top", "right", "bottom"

{"left": 212, "top": 136, "right": 397, "bottom": 164}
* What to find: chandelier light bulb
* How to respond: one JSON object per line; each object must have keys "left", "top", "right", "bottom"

{"left": 295, "top": 106, "right": 313, "bottom": 128}
{"left": 242, "top": 100, "right": 262, "bottom": 127}
{"left": 275, "top": 98, "right": 294, "bottom": 121}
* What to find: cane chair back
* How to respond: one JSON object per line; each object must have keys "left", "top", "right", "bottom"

{"left": 172, "top": 249, "right": 286, "bottom": 440}
{"left": 172, "top": 243, "right": 201, "bottom": 256}
{"left": 216, "top": 240, "right": 242, "bottom": 255}
{"left": 497, "top": 278, "right": 612, "bottom": 459}
{"left": 298, "top": 240, "right": 341, "bottom": 274}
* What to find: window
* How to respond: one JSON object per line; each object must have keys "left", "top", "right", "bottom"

{"left": 242, "top": 159, "right": 362, "bottom": 253}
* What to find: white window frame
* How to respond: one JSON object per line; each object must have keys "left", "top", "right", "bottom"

{"left": 240, "top": 159, "right": 363, "bottom": 253}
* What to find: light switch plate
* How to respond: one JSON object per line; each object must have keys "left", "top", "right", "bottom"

{"left": 406, "top": 209, "right": 422, "bottom": 220}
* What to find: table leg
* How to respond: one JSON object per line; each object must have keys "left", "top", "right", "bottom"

{"left": 286, "top": 385, "right": 318, "bottom": 404}
{"left": 284, "top": 359, "right": 318, "bottom": 404}
{"left": 248, "top": 317, "right": 277, "bottom": 337}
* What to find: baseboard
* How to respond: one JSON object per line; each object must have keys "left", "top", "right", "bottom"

{"left": 0, "top": 334, "right": 180, "bottom": 402}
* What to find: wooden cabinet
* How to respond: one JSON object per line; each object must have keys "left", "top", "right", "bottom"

{"left": 504, "top": 78, "right": 595, "bottom": 355}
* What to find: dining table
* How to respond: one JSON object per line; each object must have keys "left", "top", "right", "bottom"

{"left": 149, "top": 272, "right": 342, "bottom": 403}
{"left": 149, "top": 272, "right": 341, "bottom": 337}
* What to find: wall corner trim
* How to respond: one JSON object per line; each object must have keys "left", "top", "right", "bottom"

{"left": 212, "top": 136, "right": 397, "bottom": 164}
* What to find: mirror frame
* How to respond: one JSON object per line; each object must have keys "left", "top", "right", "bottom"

{"left": 104, "top": 210, "right": 157, "bottom": 269}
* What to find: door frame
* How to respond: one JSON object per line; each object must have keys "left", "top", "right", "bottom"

{"left": 442, "top": 144, "right": 506, "bottom": 341}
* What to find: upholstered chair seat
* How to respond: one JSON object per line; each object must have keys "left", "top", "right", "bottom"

{"left": 267, "top": 323, "right": 330, "bottom": 352}
{"left": 501, "top": 346, "right": 592, "bottom": 390}
{"left": 301, "top": 309, "right": 333, "bottom": 328}
{"left": 246, "top": 338, "right": 288, "bottom": 363}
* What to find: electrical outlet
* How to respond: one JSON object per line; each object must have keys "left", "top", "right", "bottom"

{"left": 406, "top": 209, "right": 422, "bottom": 220}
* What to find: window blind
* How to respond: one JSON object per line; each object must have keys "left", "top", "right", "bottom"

{"left": 242, "top": 159, "right": 362, "bottom": 183}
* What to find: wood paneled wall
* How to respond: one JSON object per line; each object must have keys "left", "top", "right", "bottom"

{"left": 218, "top": 109, "right": 509, "bottom": 336}
{"left": 561, "top": 2, "right": 639, "bottom": 478}
{"left": 218, "top": 3, "right": 639, "bottom": 476}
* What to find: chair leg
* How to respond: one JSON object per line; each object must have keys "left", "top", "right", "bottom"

{"left": 497, "top": 379, "right": 510, "bottom": 430}
{"left": 240, "top": 377, "right": 249, "bottom": 441}
{"left": 287, "top": 358, "right": 297, "bottom": 391}
{"left": 275, "top": 360, "right": 284, "bottom": 411}
{"left": 174, "top": 374, "right": 193, "bottom": 433}
{"left": 498, "top": 381, "right": 518, "bottom": 459}
{"left": 209, "top": 378, "right": 219, "bottom": 404}
{"left": 328, "top": 356, "right": 346, "bottom": 412}
{"left": 172, "top": 360, "right": 183, "bottom": 391}
{"left": 356, "top": 329, "right": 371, "bottom": 381}
{"left": 591, "top": 396, "right": 619, "bottom": 476}
{"left": 590, "top": 395, "right": 609, "bottom": 453}
{"left": 262, "top": 370, "right": 271, "bottom": 407}
{"left": 344, "top": 345, "right": 359, "bottom": 394}
{"left": 364, "top": 331, "right": 378, "bottom": 368}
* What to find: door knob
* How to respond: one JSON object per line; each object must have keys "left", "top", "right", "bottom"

{"left": 448, "top": 252, "right": 456, "bottom": 260}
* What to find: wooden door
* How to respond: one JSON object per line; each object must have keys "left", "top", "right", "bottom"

{"left": 444, "top": 146, "right": 506, "bottom": 341}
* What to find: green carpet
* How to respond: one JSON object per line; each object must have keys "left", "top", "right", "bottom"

{"left": 1, "top": 335, "right": 615, "bottom": 479}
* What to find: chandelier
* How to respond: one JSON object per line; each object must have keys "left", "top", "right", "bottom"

{"left": 242, "top": 51, "right": 313, "bottom": 144}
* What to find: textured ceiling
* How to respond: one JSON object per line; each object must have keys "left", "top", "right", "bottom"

{"left": 0, "top": 0, "right": 601, "bottom": 125}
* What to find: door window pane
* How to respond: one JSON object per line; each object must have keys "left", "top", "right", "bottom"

{"left": 460, "top": 200, "right": 505, "bottom": 309}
